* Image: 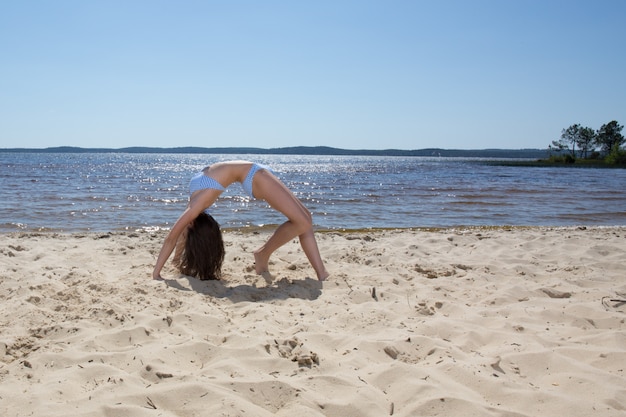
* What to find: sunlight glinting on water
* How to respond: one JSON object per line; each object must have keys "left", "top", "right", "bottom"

{"left": 1, "top": 153, "right": 625, "bottom": 231}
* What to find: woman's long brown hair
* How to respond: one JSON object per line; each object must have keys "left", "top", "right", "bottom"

{"left": 179, "top": 212, "right": 225, "bottom": 280}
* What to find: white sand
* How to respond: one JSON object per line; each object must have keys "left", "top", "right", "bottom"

{"left": 1, "top": 227, "right": 625, "bottom": 416}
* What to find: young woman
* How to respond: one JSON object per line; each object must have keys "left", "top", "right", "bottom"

{"left": 152, "top": 161, "right": 329, "bottom": 281}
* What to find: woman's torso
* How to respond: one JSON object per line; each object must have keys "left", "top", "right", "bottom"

{"left": 190, "top": 161, "right": 254, "bottom": 199}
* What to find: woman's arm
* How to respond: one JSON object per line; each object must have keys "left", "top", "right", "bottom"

{"left": 152, "top": 208, "right": 194, "bottom": 279}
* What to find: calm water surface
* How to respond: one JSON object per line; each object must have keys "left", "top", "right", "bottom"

{"left": 1, "top": 153, "right": 625, "bottom": 232}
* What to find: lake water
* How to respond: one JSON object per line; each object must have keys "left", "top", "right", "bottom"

{"left": 1, "top": 152, "right": 625, "bottom": 232}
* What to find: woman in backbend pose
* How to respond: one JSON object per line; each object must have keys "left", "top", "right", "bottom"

{"left": 153, "top": 161, "right": 329, "bottom": 281}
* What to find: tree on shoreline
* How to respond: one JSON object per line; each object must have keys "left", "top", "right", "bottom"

{"left": 596, "top": 121, "right": 625, "bottom": 154}
{"left": 550, "top": 120, "right": 624, "bottom": 164}
{"left": 551, "top": 124, "right": 596, "bottom": 159}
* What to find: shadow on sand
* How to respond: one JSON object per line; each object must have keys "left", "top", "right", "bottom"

{"left": 163, "top": 275, "right": 323, "bottom": 303}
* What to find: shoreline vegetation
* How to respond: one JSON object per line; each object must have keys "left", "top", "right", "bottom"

{"left": 543, "top": 120, "right": 626, "bottom": 167}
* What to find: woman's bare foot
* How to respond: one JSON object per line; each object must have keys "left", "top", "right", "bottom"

{"left": 317, "top": 271, "right": 329, "bottom": 281}
{"left": 260, "top": 271, "right": 274, "bottom": 284}
{"left": 253, "top": 250, "right": 269, "bottom": 275}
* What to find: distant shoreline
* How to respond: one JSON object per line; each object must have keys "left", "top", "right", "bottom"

{"left": 0, "top": 145, "right": 550, "bottom": 159}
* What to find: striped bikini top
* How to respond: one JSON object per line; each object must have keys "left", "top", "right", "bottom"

{"left": 189, "top": 172, "right": 226, "bottom": 194}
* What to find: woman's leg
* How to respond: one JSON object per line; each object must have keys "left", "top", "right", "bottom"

{"left": 252, "top": 170, "right": 329, "bottom": 280}
{"left": 297, "top": 228, "right": 328, "bottom": 280}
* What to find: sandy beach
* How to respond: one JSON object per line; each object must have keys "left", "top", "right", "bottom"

{"left": 1, "top": 226, "right": 625, "bottom": 416}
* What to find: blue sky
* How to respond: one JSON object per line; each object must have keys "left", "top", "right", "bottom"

{"left": 1, "top": 0, "right": 625, "bottom": 150}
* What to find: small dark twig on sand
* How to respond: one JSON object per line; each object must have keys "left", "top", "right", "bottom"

{"left": 145, "top": 397, "right": 157, "bottom": 409}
